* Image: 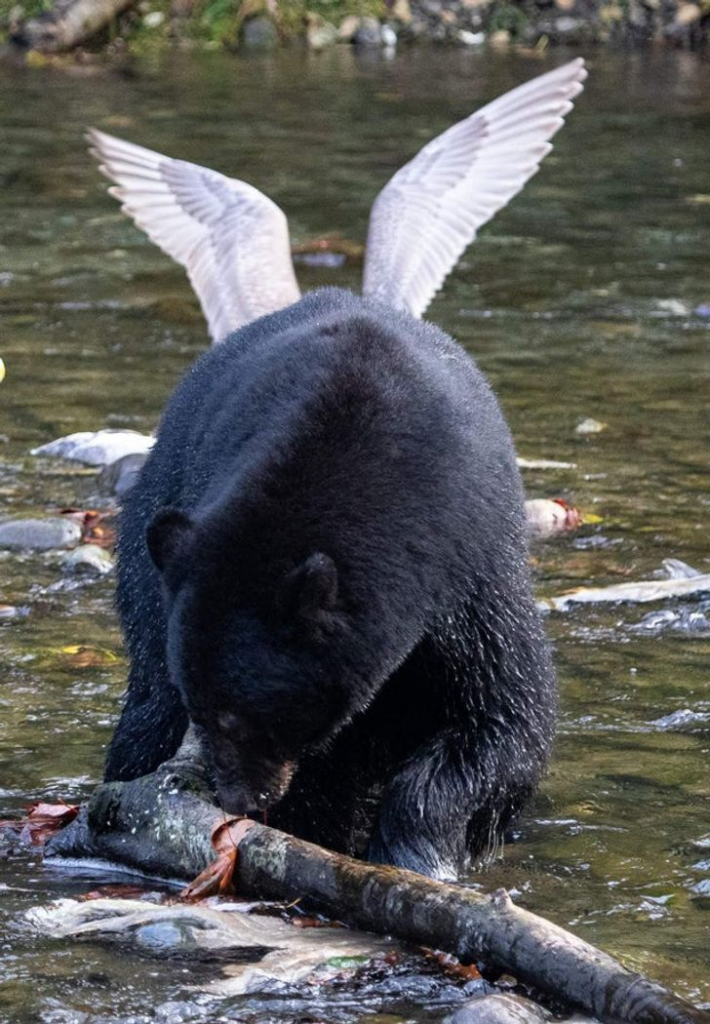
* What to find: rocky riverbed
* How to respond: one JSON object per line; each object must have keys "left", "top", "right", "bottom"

{"left": 2, "top": 0, "right": 707, "bottom": 59}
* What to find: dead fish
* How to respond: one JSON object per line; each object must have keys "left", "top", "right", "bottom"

{"left": 546, "top": 573, "right": 710, "bottom": 612}
{"left": 525, "top": 498, "right": 582, "bottom": 539}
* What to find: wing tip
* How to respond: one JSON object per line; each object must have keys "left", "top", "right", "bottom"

{"left": 86, "top": 126, "right": 114, "bottom": 153}
{"left": 565, "top": 56, "right": 588, "bottom": 90}
{"left": 540, "top": 56, "right": 588, "bottom": 97}
{"left": 86, "top": 127, "right": 124, "bottom": 182}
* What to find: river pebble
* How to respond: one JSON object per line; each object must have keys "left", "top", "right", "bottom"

{"left": 98, "top": 452, "right": 148, "bottom": 497}
{"left": 60, "top": 545, "right": 115, "bottom": 575}
{"left": 650, "top": 708, "right": 710, "bottom": 731}
{"left": 449, "top": 993, "right": 552, "bottom": 1023}
{"left": 0, "top": 603, "right": 30, "bottom": 621}
{"left": 241, "top": 15, "right": 278, "bottom": 49}
{"left": 31, "top": 429, "right": 154, "bottom": 466}
{"left": 0, "top": 517, "right": 82, "bottom": 550}
{"left": 630, "top": 606, "right": 710, "bottom": 634}
{"left": 353, "top": 16, "right": 386, "bottom": 45}
{"left": 575, "top": 417, "right": 607, "bottom": 435}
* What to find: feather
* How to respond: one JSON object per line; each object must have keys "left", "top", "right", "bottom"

{"left": 362, "top": 59, "right": 587, "bottom": 318}
{"left": 87, "top": 129, "right": 301, "bottom": 343}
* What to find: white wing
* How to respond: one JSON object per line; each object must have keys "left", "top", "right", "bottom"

{"left": 362, "top": 58, "right": 587, "bottom": 318}
{"left": 87, "top": 129, "right": 301, "bottom": 343}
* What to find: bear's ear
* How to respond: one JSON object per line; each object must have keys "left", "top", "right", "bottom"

{"left": 281, "top": 552, "right": 338, "bottom": 622}
{"left": 146, "top": 507, "right": 195, "bottom": 578}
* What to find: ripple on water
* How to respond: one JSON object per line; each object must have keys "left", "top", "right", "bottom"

{"left": 0, "top": 44, "right": 709, "bottom": 1019}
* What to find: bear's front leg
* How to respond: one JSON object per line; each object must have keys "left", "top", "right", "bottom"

{"left": 367, "top": 719, "right": 548, "bottom": 881}
{"left": 104, "top": 671, "right": 189, "bottom": 783}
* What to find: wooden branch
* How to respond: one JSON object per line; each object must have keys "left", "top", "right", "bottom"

{"left": 11, "top": 0, "right": 137, "bottom": 52}
{"left": 44, "top": 746, "right": 707, "bottom": 1024}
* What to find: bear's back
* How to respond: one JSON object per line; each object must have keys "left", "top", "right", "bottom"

{"left": 153, "top": 287, "right": 512, "bottom": 497}
{"left": 119, "top": 288, "right": 527, "bottom": 633}
{"left": 130, "top": 290, "right": 521, "bottom": 609}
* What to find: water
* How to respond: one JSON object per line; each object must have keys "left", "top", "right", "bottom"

{"left": 1, "top": 44, "right": 709, "bottom": 1023}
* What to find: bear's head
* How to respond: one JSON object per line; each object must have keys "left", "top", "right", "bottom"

{"left": 146, "top": 507, "right": 390, "bottom": 817}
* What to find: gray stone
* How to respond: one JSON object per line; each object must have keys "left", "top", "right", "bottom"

{"left": 381, "top": 23, "right": 398, "bottom": 46}
{"left": 353, "top": 16, "right": 383, "bottom": 45}
{"left": 134, "top": 920, "right": 194, "bottom": 952}
{"left": 337, "top": 14, "right": 360, "bottom": 40}
{"left": 60, "top": 545, "right": 115, "bottom": 575}
{"left": 241, "top": 15, "right": 278, "bottom": 49}
{"left": 31, "top": 429, "right": 154, "bottom": 466}
{"left": 554, "top": 15, "right": 584, "bottom": 33}
{"left": 449, "top": 993, "right": 551, "bottom": 1024}
{"left": 98, "top": 452, "right": 148, "bottom": 498}
{"left": 0, "top": 518, "right": 82, "bottom": 551}
{"left": 0, "top": 603, "right": 29, "bottom": 621}
{"left": 306, "top": 16, "right": 338, "bottom": 50}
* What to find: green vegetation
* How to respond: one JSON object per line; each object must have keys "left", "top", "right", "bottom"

{"left": 0, "top": 0, "right": 386, "bottom": 51}
{"left": 0, "top": 0, "right": 49, "bottom": 22}
{"left": 487, "top": 0, "right": 528, "bottom": 38}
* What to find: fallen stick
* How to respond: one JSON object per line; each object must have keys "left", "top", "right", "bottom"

{"left": 11, "top": 0, "right": 137, "bottom": 53}
{"left": 44, "top": 744, "right": 707, "bottom": 1024}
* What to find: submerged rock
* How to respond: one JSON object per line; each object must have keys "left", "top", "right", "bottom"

{"left": 337, "top": 14, "right": 361, "bottom": 40}
{"left": 241, "top": 15, "right": 278, "bottom": 49}
{"left": 650, "top": 708, "right": 710, "bottom": 731}
{"left": 306, "top": 13, "right": 338, "bottom": 50}
{"left": 353, "top": 16, "right": 385, "bottom": 45}
{"left": 0, "top": 517, "right": 81, "bottom": 551}
{"left": 575, "top": 417, "right": 607, "bottom": 436}
{"left": 293, "top": 250, "right": 347, "bottom": 268}
{"left": 98, "top": 452, "right": 148, "bottom": 498}
{"left": 32, "top": 429, "right": 154, "bottom": 467}
{"left": 660, "top": 557, "right": 702, "bottom": 580}
{"left": 631, "top": 605, "right": 710, "bottom": 634}
{"left": 0, "top": 603, "right": 30, "bottom": 621}
{"left": 449, "top": 993, "right": 552, "bottom": 1023}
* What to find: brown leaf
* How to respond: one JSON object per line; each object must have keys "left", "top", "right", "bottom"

{"left": 60, "top": 644, "right": 118, "bottom": 668}
{"left": 423, "top": 947, "right": 483, "bottom": 982}
{"left": 0, "top": 799, "right": 79, "bottom": 846}
{"left": 180, "top": 849, "right": 237, "bottom": 900}
{"left": 180, "top": 817, "right": 257, "bottom": 901}
{"left": 60, "top": 508, "right": 117, "bottom": 549}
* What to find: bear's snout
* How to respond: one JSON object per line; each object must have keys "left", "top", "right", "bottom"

{"left": 213, "top": 756, "right": 296, "bottom": 817}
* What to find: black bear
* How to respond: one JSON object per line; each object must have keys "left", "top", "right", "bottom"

{"left": 107, "top": 288, "right": 555, "bottom": 880}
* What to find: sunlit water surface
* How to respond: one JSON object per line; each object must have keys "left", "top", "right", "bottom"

{"left": 0, "top": 45, "right": 709, "bottom": 1024}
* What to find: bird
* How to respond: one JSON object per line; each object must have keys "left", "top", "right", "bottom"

{"left": 86, "top": 58, "right": 587, "bottom": 345}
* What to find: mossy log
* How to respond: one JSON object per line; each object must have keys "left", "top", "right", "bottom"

{"left": 46, "top": 743, "right": 708, "bottom": 1024}
{"left": 11, "top": 0, "right": 137, "bottom": 52}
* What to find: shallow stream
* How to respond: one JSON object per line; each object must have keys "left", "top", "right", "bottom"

{"left": 0, "top": 44, "right": 709, "bottom": 1023}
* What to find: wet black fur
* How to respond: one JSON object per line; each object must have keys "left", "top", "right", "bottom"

{"left": 108, "top": 287, "right": 556, "bottom": 880}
